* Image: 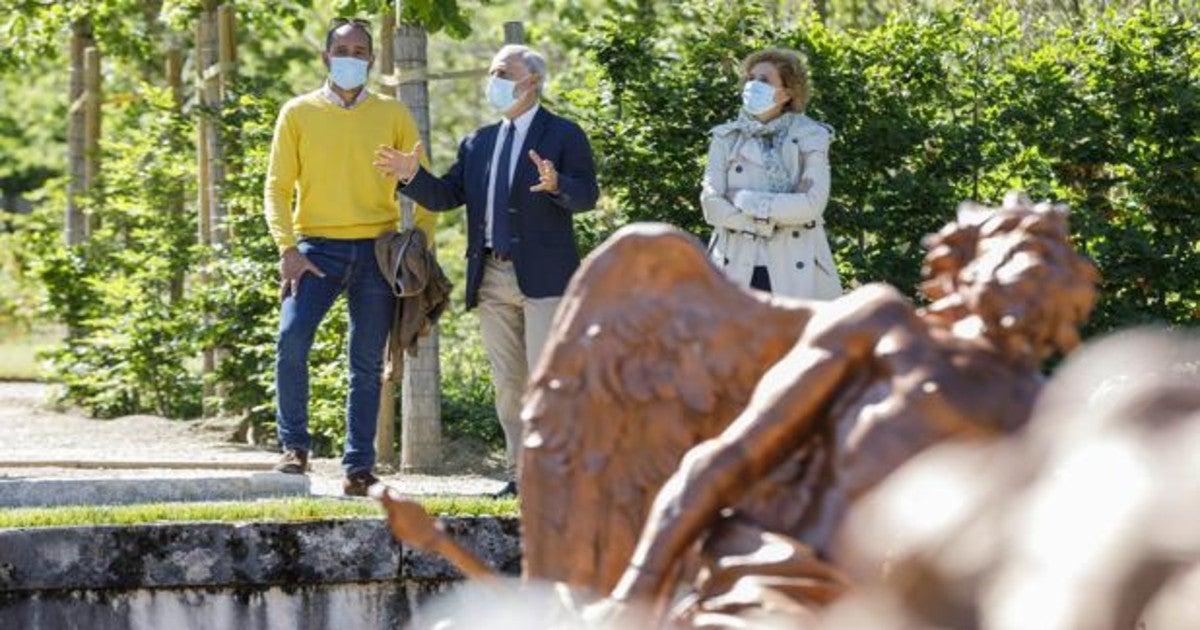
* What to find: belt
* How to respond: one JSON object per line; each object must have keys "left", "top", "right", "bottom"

{"left": 482, "top": 247, "right": 511, "bottom": 262}
{"left": 736, "top": 219, "right": 818, "bottom": 240}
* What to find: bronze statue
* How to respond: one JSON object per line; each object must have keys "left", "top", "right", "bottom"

{"left": 827, "top": 328, "right": 1200, "bottom": 630}
{"left": 378, "top": 193, "right": 1100, "bottom": 627}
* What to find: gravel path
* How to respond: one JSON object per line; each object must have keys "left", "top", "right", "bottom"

{"left": 0, "top": 382, "right": 506, "bottom": 498}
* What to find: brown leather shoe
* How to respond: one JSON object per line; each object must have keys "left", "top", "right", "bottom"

{"left": 274, "top": 448, "right": 308, "bottom": 474}
{"left": 343, "top": 470, "right": 379, "bottom": 497}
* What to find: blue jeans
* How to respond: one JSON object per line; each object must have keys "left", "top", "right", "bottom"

{"left": 275, "top": 237, "right": 395, "bottom": 475}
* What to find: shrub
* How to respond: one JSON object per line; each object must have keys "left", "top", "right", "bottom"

{"left": 570, "top": 3, "right": 1198, "bottom": 332}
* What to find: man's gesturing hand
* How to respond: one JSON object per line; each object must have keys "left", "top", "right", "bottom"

{"left": 374, "top": 141, "right": 423, "bottom": 183}
{"left": 528, "top": 150, "right": 559, "bottom": 194}
{"left": 279, "top": 247, "right": 326, "bottom": 298}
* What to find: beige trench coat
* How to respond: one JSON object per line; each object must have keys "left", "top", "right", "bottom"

{"left": 700, "top": 114, "right": 842, "bottom": 300}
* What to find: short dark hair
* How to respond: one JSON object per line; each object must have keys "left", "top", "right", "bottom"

{"left": 325, "top": 18, "right": 373, "bottom": 54}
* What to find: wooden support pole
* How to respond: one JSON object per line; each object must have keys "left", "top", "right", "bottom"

{"left": 373, "top": 9, "right": 400, "bottom": 468}
{"left": 166, "top": 47, "right": 184, "bottom": 108}
{"left": 166, "top": 46, "right": 185, "bottom": 304}
{"left": 195, "top": 6, "right": 218, "bottom": 408}
{"left": 83, "top": 46, "right": 102, "bottom": 236}
{"left": 65, "top": 20, "right": 90, "bottom": 247}
{"left": 198, "top": 5, "right": 225, "bottom": 247}
{"left": 195, "top": 124, "right": 211, "bottom": 247}
{"left": 215, "top": 3, "right": 238, "bottom": 247}
{"left": 394, "top": 8, "right": 442, "bottom": 473}
{"left": 217, "top": 4, "right": 236, "bottom": 100}
{"left": 503, "top": 21, "right": 525, "bottom": 44}
{"left": 379, "top": 10, "right": 396, "bottom": 98}
{"left": 194, "top": 11, "right": 214, "bottom": 249}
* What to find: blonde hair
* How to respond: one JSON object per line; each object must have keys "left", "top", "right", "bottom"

{"left": 740, "top": 48, "right": 810, "bottom": 113}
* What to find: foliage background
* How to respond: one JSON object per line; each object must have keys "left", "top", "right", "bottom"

{"left": 0, "top": 0, "right": 1195, "bottom": 457}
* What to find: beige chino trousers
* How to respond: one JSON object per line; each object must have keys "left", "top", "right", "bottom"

{"left": 476, "top": 257, "right": 560, "bottom": 478}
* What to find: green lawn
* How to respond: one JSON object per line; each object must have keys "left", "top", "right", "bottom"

{"left": 0, "top": 324, "right": 61, "bottom": 381}
{"left": 0, "top": 496, "right": 518, "bottom": 529}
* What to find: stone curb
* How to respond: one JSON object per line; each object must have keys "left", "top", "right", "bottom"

{"left": 0, "top": 517, "right": 521, "bottom": 593}
{"left": 0, "top": 473, "right": 311, "bottom": 508}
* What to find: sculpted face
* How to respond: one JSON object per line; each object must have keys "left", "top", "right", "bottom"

{"left": 921, "top": 201, "right": 1099, "bottom": 361}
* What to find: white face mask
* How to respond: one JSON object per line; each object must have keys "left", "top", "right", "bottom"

{"left": 329, "top": 56, "right": 369, "bottom": 91}
{"left": 742, "top": 80, "right": 778, "bottom": 116}
{"left": 486, "top": 76, "right": 519, "bottom": 113}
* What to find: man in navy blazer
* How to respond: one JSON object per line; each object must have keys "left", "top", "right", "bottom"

{"left": 375, "top": 44, "right": 599, "bottom": 497}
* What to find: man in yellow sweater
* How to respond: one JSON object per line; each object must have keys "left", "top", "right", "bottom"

{"left": 263, "top": 19, "right": 434, "bottom": 496}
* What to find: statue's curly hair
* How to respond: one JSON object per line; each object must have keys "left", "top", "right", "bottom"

{"left": 919, "top": 193, "right": 1100, "bottom": 362}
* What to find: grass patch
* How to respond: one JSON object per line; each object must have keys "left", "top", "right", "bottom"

{"left": 0, "top": 496, "right": 519, "bottom": 529}
{"left": 0, "top": 324, "right": 61, "bottom": 381}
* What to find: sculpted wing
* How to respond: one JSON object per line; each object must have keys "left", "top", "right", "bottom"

{"left": 518, "top": 223, "right": 814, "bottom": 595}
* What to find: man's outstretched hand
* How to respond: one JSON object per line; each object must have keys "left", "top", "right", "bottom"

{"left": 374, "top": 141, "right": 423, "bottom": 183}
{"left": 279, "top": 247, "right": 326, "bottom": 298}
{"left": 528, "top": 149, "right": 559, "bottom": 194}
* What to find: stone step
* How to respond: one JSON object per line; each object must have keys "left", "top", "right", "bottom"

{"left": 0, "top": 470, "right": 310, "bottom": 508}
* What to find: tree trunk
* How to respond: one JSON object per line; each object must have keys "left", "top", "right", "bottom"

{"left": 394, "top": 13, "right": 442, "bottom": 473}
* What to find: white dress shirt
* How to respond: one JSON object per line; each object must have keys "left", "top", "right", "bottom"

{"left": 320, "top": 81, "right": 369, "bottom": 109}
{"left": 485, "top": 105, "right": 540, "bottom": 248}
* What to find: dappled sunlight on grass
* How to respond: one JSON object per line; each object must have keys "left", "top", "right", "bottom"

{"left": 0, "top": 324, "right": 61, "bottom": 381}
{"left": 0, "top": 495, "right": 519, "bottom": 529}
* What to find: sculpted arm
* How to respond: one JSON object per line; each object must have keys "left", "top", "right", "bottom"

{"left": 610, "top": 285, "right": 910, "bottom": 603}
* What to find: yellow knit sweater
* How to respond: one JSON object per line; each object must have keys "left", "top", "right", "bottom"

{"left": 263, "top": 89, "right": 435, "bottom": 252}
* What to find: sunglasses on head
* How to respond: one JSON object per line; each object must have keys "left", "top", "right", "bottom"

{"left": 329, "top": 17, "right": 371, "bottom": 29}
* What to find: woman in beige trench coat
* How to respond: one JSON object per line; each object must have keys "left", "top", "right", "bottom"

{"left": 701, "top": 48, "right": 842, "bottom": 299}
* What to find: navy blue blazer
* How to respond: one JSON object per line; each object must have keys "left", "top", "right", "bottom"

{"left": 400, "top": 107, "right": 600, "bottom": 309}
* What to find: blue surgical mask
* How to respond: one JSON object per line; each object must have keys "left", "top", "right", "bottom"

{"left": 329, "top": 56, "right": 369, "bottom": 91}
{"left": 486, "top": 76, "right": 518, "bottom": 113}
{"left": 742, "top": 80, "right": 778, "bottom": 116}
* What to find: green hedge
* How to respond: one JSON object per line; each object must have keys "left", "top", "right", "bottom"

{"left": 572, "top": 3, "right": 1198, "bottom": 333}
{"left": 19, "top": 3, "right": 1198, "bottom": 456}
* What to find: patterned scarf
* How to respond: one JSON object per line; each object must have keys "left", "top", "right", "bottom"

{"left": 729, "top": 111, "right": 795, "bottom": 193}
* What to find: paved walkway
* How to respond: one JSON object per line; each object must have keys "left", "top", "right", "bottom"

{"left": 0, "top": 382, "right": 505, "bottom": 499}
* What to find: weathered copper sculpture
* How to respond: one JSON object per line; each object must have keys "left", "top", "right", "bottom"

{"left": 377, "top": 193, "right": 1100, "bottom": 627}
{"left": 827, "top": 328, "right": 1200, "bottom": 630}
